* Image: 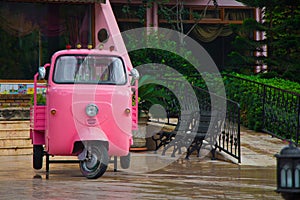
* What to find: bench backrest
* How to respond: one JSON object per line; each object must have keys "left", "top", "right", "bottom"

{"left": 175, "top": 110, "right": 220, "bottom": 138}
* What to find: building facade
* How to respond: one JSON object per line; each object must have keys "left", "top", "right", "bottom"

{"left": 110, "top": 0, "right": 255, "bottom": 69}
{"left": 0, "top": 0, "right": 256, "bottom": 82}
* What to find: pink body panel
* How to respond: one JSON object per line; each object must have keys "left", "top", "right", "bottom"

{"left": 43, "top": 49, "right": 133, "bottom": 156}
{"left": 30, "top": 106, "right": 46, "bottom": 145}
{"left": 45, "top": 85, "right": 132, "bottom": 156}
{"left": 30, "top": 48, "right": 136, "bottom": 157}
{"left": 32, "top": 106, "right": 46, "bottom": 130}
{"left": 94, "top": 1, "right": 133, "bottom": 72}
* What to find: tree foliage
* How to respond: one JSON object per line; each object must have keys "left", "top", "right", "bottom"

{"left": 126, "top": 31, "right": 199, "bottom": 76}
{"left": 229, "top": 0, "right": 300, "bottom": 82}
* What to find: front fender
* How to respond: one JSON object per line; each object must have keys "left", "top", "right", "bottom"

{"left": 71, "top": 127, "right": 109, "bottom": 155}
{"left": 76, "top": 127, "right": 108, "bottom": 142}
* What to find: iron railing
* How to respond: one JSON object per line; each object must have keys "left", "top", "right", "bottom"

{"left": 148, "top": 78, "right": 241, "bottom": 163}
{"left": 225, "top": 74, "right": 300, "bottom": 145}
{"left": 193, "top": 86, "right": 241, "bottom": 163}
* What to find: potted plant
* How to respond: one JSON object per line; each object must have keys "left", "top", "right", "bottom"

{"left": 132, "top": 75, "right": 171, "bottom": 149}
{"left": 30, "top": 93, "right": 46, "bottom": 106}
{"left": 138, "top": 74, "right": 173, "bottom": 118}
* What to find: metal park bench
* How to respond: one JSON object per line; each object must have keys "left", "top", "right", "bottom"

{"left": 152, "top": 110, "right": 220, "bottom": 159}
{"left": 131, "top": 65, "right": 242, "bottom": 162}
{"left": 148, "top": 77, "right": 240, "bottom": 163}
{"left": 152, "top": 112, "right": 193, "bottom": 157}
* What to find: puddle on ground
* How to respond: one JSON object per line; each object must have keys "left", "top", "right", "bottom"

{"left": 0, "top": 155, "right": 282, "bottom": 200}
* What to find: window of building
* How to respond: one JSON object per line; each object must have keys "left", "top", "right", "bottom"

{"left": 0, "top": 1, "right": 93, "bottom": 79}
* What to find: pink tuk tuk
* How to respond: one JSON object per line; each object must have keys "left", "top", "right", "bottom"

{"left": 30, "top": 46, "right": 139, "bottom": 179}
{"left": 29, "top": 0, "right": 139, "bottom": 178}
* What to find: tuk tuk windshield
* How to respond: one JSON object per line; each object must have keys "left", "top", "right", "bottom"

{"left": 53, "top": 55, "right": 127, "bottom": 85}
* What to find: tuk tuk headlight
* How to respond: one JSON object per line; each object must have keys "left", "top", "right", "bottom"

{"left": 85, "top": 104, "right": 98, "bottom": 117}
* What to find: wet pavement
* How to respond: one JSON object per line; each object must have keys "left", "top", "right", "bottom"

{"left": 0, "top": 125, "right": 288, "bottom": 199}
{"left": 0, "top": 153, "right": 282, "bottom": 200}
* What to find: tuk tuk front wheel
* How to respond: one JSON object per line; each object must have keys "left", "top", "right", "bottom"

{"left": 33, "top": 145, "right": 44, "bottom": 170}
{"left": 79, "top": 144, "right": 109, "bottom": 179}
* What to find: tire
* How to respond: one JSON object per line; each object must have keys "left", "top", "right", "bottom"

{"left": 33, "top": 145, "right": 44, "bottom": 170}
{"left": 120, "top": 153, "right": 131, "bottom": 169}
{"left": 79, "top": 143, "right": 109, "bottom": 179}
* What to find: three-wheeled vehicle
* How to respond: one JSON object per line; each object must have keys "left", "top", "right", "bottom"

{"left": 29, "top": 0, "right": 139, "bottom": 179}
{"left": 30, "top": 46, "right": 139, "bottom": 179}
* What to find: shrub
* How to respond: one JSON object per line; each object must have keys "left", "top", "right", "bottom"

{"left": 223, "top": 72, "right": 300, "bottom": 137}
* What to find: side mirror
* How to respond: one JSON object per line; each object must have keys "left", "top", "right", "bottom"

{"left": 38, "top": 67, "right": 46, "bottom": 80}
{"left": 130, "top": 68, "right": 140, "bottom": 81}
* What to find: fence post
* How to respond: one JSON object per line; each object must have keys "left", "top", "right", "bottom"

{"left": 297, "top": 96, "right": 300, "bottom": 145}
{"left": 262, "top": 85, "right": 266, "bottom": 131}
{"left": 237, "top": 103, "right": 241, "bottom": 163}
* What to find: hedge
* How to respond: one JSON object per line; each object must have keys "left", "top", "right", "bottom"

{"left": 223, "top": 72, "right": 300, "bottom": 138}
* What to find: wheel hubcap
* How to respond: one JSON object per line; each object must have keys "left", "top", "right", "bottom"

{"left": 85, "top": 154, "right": 98, "bottom": 170}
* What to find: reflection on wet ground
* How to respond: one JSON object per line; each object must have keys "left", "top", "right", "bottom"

{"left": 0, "top": 155, "right": 282, "bottom": 200}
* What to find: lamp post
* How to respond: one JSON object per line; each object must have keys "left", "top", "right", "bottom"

{"left": 275, "top": 143, "right": 300, "bottom": 200}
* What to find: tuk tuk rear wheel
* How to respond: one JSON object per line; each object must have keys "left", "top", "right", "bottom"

{"left": 79, "top": 144, "right": 109, "bottom": 179}
{"left": 33, "top": 145, "right": 44, "bottom": 170}
{"left": 120, "top": 153, "right": 131, "bottom": 169}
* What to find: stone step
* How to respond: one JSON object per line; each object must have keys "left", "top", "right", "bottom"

{"left": 0, "top": 121, "right": 30, "bottom": 129}
{"left": 0, "top": 128, "right": 30, "bottom": 138}
{"left": 0, "top": 137, "right": 32, "bottom": 147}
{"left": 0, "top": 146, "right": 32, "bottom": 156}
{"left": 0, "top": 120, "right": 32, "bottom": 155}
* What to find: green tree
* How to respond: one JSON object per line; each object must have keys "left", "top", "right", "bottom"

{"left": 229, "top": 0, "right": 300, "bottom": 82}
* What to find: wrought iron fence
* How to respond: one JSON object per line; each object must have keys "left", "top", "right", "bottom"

{"left": 224, "top": 75, "right": 300, "bottom": 145}
{"left": 147, "top": 78, "right": 241, "bottom": 163}
{"left": 193, "top": 86, "right": 241, "bottom": 163}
